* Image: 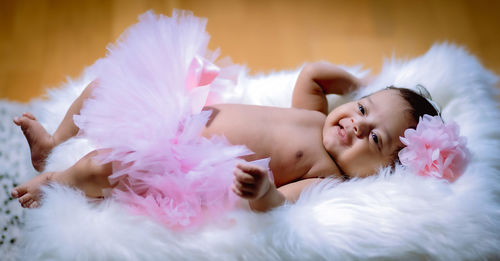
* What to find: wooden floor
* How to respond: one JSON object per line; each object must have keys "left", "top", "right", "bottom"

{"left": 1, "top": 0, "right": 499, "bottom": 102}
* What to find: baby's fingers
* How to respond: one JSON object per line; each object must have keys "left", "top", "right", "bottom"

{"left": 233, "top": 179, "right": 256, "bottom": 193}
{"left": 232, "top": 185, "right": 256, "bottom": 199}
{"left": 236, "top": 163, "right": 266, "bottom": 178}
{"left": 234, "top": 167, "right": 255, "bottom": 184}
{"left": 232, "top": 178, "right": 259, "bottom": 199}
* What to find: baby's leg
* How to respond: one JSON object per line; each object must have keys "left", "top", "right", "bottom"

{"left": 13, "top": 80, "right": 98, "bottom": 172}
{"left": 11, "top": 150, "right": 113, "bottom": 208}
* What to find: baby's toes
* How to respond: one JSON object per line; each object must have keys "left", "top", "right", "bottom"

{"left": 22, "top": 112, "right": 36, "bottom": 120}
{"left": 23, "top": 199, "right": 34, "bottom": 208}
{"left": 18, "top": 193, "right": 33, "bottom": 205}
{"left": 11, "top": 186, "right": 27, "bottom": 198}
{"left": 14, "top": 116, "right": 30, "bottom": 130}
{"left": 13, "top": 116, "right": 21, "bottom": 125}
{"left": 28, "top": 201, "right": 40, "bottom": 208}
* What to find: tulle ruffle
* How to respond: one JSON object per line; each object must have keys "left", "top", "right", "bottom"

{"left": 74, "top": 10, "right": 255, "bottom": 228}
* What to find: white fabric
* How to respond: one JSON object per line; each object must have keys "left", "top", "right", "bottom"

{"left": 19, "top": 43, "right": 500, "bottom": 260}
{"left": 0, "top": 101, "right": 33, "bottom": 261}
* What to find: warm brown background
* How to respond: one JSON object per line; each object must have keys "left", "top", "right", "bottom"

{"left": 1, "top": 0, "right": 499, "bottom": 102}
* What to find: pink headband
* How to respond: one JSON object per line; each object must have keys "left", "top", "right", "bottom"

{"left": 398, "top": 115, "right": 471, "bottom": 182}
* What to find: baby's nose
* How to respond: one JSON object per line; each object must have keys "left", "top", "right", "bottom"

{"left": 352, "top": 119, "right": 369, "bottom": 138}
{"left": 353, "top": 125, "right": 361, "bottom": 137}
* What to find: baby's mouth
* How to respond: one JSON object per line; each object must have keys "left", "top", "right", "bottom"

{"left": 328, "top": 126, "right": 348, "bottom": 179}
{"left": 337, "top": 124, "right": 348, "bottom": 144}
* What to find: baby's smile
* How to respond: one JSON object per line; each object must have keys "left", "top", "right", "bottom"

{"left": 335, "top": 124, "right": 348, "bottom": 146}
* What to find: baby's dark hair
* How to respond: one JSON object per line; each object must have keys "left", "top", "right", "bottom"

{"left": 386, "top": 85, "right": 440, "bottom": 127}
{"left": 385, "top": 85, "right": 440, "bottom": 161}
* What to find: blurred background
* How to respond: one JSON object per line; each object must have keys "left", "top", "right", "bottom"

{"left": 1, "top": 0, "right": 499, "bottom": 102}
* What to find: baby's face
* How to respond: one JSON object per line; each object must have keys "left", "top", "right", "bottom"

{"left": 323, "top": 89, "right": 414, "bottom": 178}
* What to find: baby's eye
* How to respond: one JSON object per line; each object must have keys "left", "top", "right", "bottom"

{"left": 358, "top": 103, "right": 365, "bottom": 115}
{"left": 371, "top": 132, "right": 379, "bottom": 144}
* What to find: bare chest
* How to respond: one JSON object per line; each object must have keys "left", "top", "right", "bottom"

{"left": 201, "top": 104, "right": 341, "bottom": 186}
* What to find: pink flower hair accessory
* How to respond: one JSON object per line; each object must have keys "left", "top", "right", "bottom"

{"left": 398, "top": 115, "right": 471, "bottom": 182}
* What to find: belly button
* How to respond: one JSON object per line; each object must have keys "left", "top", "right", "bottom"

{"left": 296, "top": 150, "right": 303, "bottom": 158}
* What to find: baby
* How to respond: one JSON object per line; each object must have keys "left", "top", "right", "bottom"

{"left": 11, "top": 61, "right": 438, "bottom": 212}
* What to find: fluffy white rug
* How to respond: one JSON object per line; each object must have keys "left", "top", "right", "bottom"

{"left": 11, "top": 42, "right": 500, "bottom": 260}
{"left": 0, "top": 100, "right": 34, "bottom": 261}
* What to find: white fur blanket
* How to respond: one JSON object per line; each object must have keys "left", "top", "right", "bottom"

{"left": 7, "top": 43, "right": 500, "bottom": 260}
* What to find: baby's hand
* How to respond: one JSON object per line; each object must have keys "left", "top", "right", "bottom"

{"left": 232, "top": 163, "right": 271, "bottom": 200}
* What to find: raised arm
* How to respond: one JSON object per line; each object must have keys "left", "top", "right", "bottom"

{"left": 292, "top": 61, "right": 363, "bottom": 115}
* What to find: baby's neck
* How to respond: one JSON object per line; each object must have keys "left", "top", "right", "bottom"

{"left": 326, "top": 152, "right": 348, "bottom": 180}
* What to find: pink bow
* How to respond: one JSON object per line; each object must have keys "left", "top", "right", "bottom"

{"left": 185, "top": 55, "right": 220, "bottom": 113}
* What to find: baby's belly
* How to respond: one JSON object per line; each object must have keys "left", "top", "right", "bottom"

{"left": 201, "top": 104, "right": 325, "bottom": 186}
{"left": 201, "top": 104, "right": 275, "bottom": 160}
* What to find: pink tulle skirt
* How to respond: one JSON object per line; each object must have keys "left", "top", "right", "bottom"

{"left": 73, "top": 10, "right": 260, "bottom": 229}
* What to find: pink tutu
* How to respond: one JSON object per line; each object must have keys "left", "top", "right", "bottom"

{"left": 74, "top": 10, "right": 259, "bottom": 229}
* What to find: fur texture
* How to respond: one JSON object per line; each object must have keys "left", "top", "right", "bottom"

{"left": 13, "top": 11, "right": 500, "bottom": 261}
{"left": 0, "top": 101, "right": 33, "bottom": 261}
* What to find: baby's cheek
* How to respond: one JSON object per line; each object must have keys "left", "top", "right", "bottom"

{"left": 362, "top": 157, "right": 392, "bottom": 177}
{"left": 339, "top": 153, "right": 375, "bottom": 177}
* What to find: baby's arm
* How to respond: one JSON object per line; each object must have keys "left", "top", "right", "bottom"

{"left": 292, "top": 61, "right": 366, "bottom": 114}
{"left": 232, "top": 163, "right": 320, "bottom": 212}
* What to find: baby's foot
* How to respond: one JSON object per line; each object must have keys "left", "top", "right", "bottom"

{"left": 13, "top": 112, "right": 55, "bottom": 172}
{"left": 11, "top": 172, "right": 56, "bottom": 208}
